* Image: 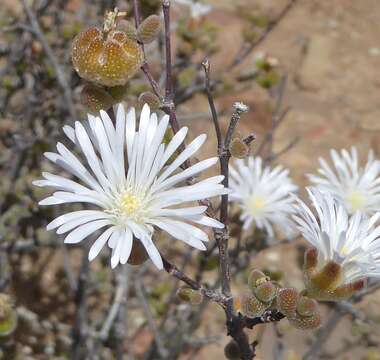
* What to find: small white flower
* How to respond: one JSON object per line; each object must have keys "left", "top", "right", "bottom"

{"left": 293, "top": 188, "right": 380, "bottom": 283}
{"left": 34, "top": 104, "right": 227, "bottom": 269}
{"left": 308, "top": 146, "right": 380, "bottom": 215}
{"left": 229, "top": 156, "right": 298, "bottom": 237}
{"left": 176, "top": 0, "right": 212, "bottom": 19}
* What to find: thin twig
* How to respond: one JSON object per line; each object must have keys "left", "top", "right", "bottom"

{"left": 202, "top": 58, "right": 223, "bottom": 152}
{"left": 162, "top": 257, "right": 227, "bottom": 305}
{"left": 228, "top": 0, "right": 297, "bottom": 70}
{"left": 98, "top": 266, "right": 130, "bottom": 341}
{"left": 135, "top": 276, "right": 168, "bottom": 358}
{"left": 303, "top": 310, "right": 343, "bottom": 360}
{"left": 71, "top": 247, "right": 90, "bottom": 360}
{"left": 21, "top": 0, "right": 76, "bottom": 121}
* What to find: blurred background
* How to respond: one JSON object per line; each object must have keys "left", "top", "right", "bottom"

{"left": 1, "top": 0, "right": 380, "bottom": 359}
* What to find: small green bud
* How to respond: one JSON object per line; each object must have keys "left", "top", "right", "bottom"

{"left": 296, "top": 296, "right": 318, "bottom": 317}
{"left": 138, "top": 91, "right": 161, "bottom": 111}
{"left": 176, "top": 286, "right": 203, "bottom": 305}
{"left": 229, "top": 138, "right": 250, "bottom": 159}
{"left": 224, "top": 340, "right": 241, "bottom": 360}
{"left": 137, "top": 15, "right": 161, "bottom": 44}
{"left": 256, "top": 70, "right": 280, "bottom": 89}
{"left": 0, "top": 294, "right": 17, "bottom": 337}
{"left": 107, "top": 85, "right": 128, "bottom": 102}
{"left": 247, "top": 269, "right": 267, "bottom": 290}
{"left": 254, "top": 281, "right": 277, "bottom": 303}
{"left": 81, "top": 84, "right": 114, "bottom": 114}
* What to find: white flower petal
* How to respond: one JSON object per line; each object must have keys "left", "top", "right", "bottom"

{"left": 64, "top": 219, "right": 111, "bottom": 244}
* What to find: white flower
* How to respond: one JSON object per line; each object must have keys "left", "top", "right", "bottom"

{"left": 229, "top": 156, "right": 298, "bottom": 237}
{"left": 293, "top": 188, "right": 380, "bottom": 283}
{"left": 34, "top": 104, "right": 227, "bottom": 269}
{"left": 176, "top": 0, "right": 212, "bottom": 19}
{"left": 308, "top": 147, "right": 380, "bottom": 215}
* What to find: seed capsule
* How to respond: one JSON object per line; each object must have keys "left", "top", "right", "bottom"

{"left": 72, "top": 27, "right": 143, "bottom": 87}
{"left": 229, "top": 138, "right": 250, "bottom": 159}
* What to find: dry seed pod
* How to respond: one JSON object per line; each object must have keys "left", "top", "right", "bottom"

{"left": 137, "top": 15, "right": 161, "bottom": 44}
{"left": 229, "top": 138, "right": 250, "bottom": 159}
{"left": 72, "top": 27, "right": 143, "bottom": 86}
{"left": 224, "top": 340, "right": 241, "bottom": 360}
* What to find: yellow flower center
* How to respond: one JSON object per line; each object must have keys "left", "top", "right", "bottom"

{"left": 107, "top": 190, "right": 147, "bottom": 224}
{"left": 119, "top": 192, "right": 142, "bottom": 216}
{"left": 247, "top": 196, "right": 266, "bottom": 216}
{"left": 346, "top": 191, "right": 366, "bottom": 212}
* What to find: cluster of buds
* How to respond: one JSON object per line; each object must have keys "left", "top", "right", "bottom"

{"left": 277, "top": 287, "right": 321, "bottom": 330}
{"left": 176, "top": 286, "right": 203, "bottom": 305}
{"left": 0, "top": 294, "right": 17, "bottom": 337}
{"left": 303, "top": 247, "right": 366, "bottom": 301}
{"left": 253, "top": 52, "right": 280, "bottom": 89}
{"left": 236, "top": 270, "right": 278, "bottom": 317}
{"left": 234, "top": 269, "right": 321, "bottom": 330}
{"left": 71, "top": 8, "right": 161, "bottom": 113}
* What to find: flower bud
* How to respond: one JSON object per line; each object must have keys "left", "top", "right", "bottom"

{"left": 176, "top": 286, "right": 203, "bottom": 305}
{"left": 303, "top": 247, "right": 318, "bottom": 275}
{"left": 333, "top": 279, "right": 366, "bottom": 300}
{"left": 80, "top": 84, "right": 114, "bottom": 114}
{"left": 107, "top": 85, "right": 128, "bottom": 102}
{"left": 137, "top": 15, "right": 161, "bottom": 44}
{"left": 138, "top": 92, "right": 161, "bottom": 111}
{"left": 224, "top": 340, "right": 241, "bottom": 360}
{"left": 229, "top": 138, "right": 250, "bottom": 159}
{"left": 239, "top": 292, "right": 268, "bottom": 317}
{"left": 117, "top": 19, "right": 137, "bottom": 39}
{"left": 127, "top": 239, "right": 149, "bottom": 266}
{"left": 254, "top": 281, "right": 277, "bottom": 303}
{"left": 276, "top": 288, "right": 298, "bottom": 317}
{"left": 311, "top": 261, "right": 342, "bottom": 291}
{"left": 288, "top": 312, "right": 321, "bottom": 330}
{"left": 0, "top": 294, "right": 17, "bottom": 337}
{"left": 247, "top": 269, "right": 267, "bottom": 290}
{"left": 296, "top": 296, "right": 318, "bottom": 317}
{"left": 72, "top": 24, "right": 143, "bottom": 86}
